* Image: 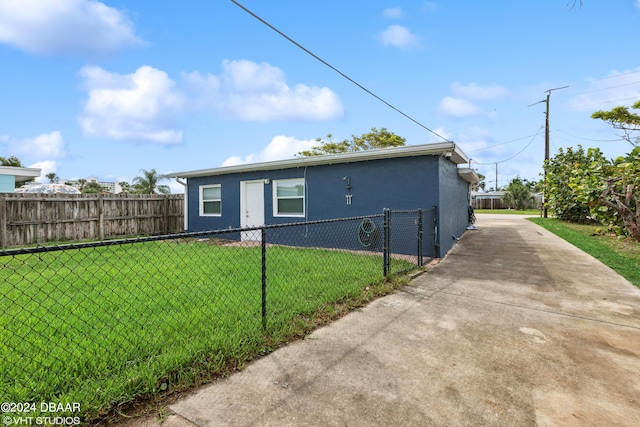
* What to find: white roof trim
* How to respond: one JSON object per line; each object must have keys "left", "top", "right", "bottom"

{"left": 457, "top": 168, "right": 480, "bottom": 184}
{"left": 0, "top": 166, "right": 41, "bottom": 182}
{"left": 167, "top": 142, "right": 469, "bottom": 179}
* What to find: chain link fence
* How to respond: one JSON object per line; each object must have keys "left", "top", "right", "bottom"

{"left": 0, "top": 208, "right": 435, "bottom": 422}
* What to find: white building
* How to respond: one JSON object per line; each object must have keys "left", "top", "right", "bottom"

{"left": 63, "top": 177, "right": 121, "bottom": 193}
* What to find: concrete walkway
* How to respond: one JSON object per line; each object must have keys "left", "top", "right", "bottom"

{"left": 131, "top": 214, "right": 640, "bottom": 427}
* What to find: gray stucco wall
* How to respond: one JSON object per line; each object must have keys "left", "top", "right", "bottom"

{"left": 436, "top": 157, "right": 471, "bottom": 256}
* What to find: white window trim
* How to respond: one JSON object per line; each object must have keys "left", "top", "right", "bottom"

{"left": 199, "top": 184, "right": 222, "bottom": 216}
{"left": 272, "top": 178, "right": 305, "bottom": 217}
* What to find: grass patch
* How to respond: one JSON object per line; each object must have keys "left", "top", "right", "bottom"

{"left": 475, "top": 209, "right": 541, "bottom": 215}
{"left": 528, "top": 218, "right": 640, "bottom": 288}
{"left": 0, "top": 240, "right": 414, "bottom": 423}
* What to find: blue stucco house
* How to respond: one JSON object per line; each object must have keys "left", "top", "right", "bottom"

{"left": 168, "top": 142, "right": 478, "bottom": 257}
{"left": 0, "top": 166, "right": 41, "bottom": 193}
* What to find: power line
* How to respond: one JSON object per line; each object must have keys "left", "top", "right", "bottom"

{"left": 564, "top": 69, "right": 640, "bottom": 88}
{"left": 572, "top": 96, "right": 640, "bottom": 109}
{"left": 230, "top": 0, "right": 451, "bottom": 143}
{"left": 555, "top": 129, "right": 626, "bottom": 142}
{"left": 473, "top": 124, "right": 544, "bottom": 165}
{"left": 467, "top": 132, "right": 544, "bottom": 154}
{"left": 573, "top": 80, "right": 640, "bottom": 96}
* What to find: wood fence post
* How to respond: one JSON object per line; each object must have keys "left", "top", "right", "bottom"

{"left": 163, "top": 195, "right": 169, "bottom": 234}
{"left": 99, "top": 194, "right": 105, "bottom": 240}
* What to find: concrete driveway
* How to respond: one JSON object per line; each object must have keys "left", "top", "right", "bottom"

{"left": 132, "top": 214, "right": 640, "bottom": 427}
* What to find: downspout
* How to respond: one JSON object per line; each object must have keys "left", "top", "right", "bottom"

{"left": 176, "top": 178, "right": 188, "bottom": 231}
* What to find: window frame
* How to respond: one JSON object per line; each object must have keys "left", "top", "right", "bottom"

{"left": 272, "top": 178, "right": 305, "bottom": 217}
{"left": 199, "top": 184, "right": 222, "bottom": 217}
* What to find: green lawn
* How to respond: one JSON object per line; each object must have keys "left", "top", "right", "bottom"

{"left": 528, "top": 218, "right": 640, "bottom": 288}
{"left": 0, "top": 239, "right": 412, "bottom": 422}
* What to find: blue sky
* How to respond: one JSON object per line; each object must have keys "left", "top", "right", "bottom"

{"left": 1, "top": 0, "right": 639, "bottom": 193}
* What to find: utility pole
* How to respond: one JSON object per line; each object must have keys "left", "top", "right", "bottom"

{"left": 529, "top": 86, "right": 568, "bottom": 218}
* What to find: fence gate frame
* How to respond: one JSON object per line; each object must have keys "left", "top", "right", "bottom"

{"left": 382, "top": 206, "right": 438, "bottom": 276}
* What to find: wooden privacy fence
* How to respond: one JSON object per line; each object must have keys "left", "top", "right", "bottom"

{"left": 472, "top": 197, "right": 509, "bottom": 210}
{"left": 0, "top": 193, "right": 184, "bottom": 248}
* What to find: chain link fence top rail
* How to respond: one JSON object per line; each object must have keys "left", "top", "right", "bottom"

{"left": 0, "top": 210, "right": 433, "bottom": 422}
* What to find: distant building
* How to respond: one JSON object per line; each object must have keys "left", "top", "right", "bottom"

{"left": 472, "top": 191, "right": 543, "bottom": 210}
{"left": 471, "top": 191, "right": 506, "bottom": 209}
{"left": 63, "top": 177, "right": 121, "bottom": 193}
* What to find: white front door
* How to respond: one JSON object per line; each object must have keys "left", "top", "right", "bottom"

{"left": 240, "top": 180, "right": 264, "bottom": 241}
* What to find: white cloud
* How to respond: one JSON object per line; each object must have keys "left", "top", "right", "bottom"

{"left": 383, "top": 7, "right": 404, "bottom": 19}
{"left": 222, "top": 135, "right": 317, "bottom": 166}
{"left": 378, "top": 25, "right": 420, "bottom": 50}
{"left": 637, "top": 0, "right": 640, "bottom": 9}
{"left": 1, "top": 131, "right": 67, "bottom": 158}
{"left": 568, "top": 66, "right": 640, "bottom": 111}
{"left": 180, "top": 71, "right": 221, "bottom": 110}
{"left": 439, "top": 96, "right": 482, "bottom": 118}
{"left": 184, "top": 59, "right": 344, "bottom": 121}
{"left": 29, "top": 160, "right": 58, "bottom": 181}
{"left": 78, "top": 60, "right": 343, "bottom": 143}
{"left": 78, "top": 65, "right": 186, "bottom": 143}
{"left": 0, "top": 0, "right": 145, "bottom": 56}
{"left": 451, "top": 82, "right": 509, "bottom": 101}
{"left": 425, "top": 127, "right": 453, "bottom": 143}
{"left": 453, "top": 127, "right": 494, "bottom": 155}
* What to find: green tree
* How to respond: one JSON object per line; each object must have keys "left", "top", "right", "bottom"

{"left": 45, "top": 173, "right": 59, "bottom": 183}
{"left": 76, "top": 179, "right": 87, "bottom": 192}
{"left": 0, "top": 156, "right": 23, "bottom": 167}
{"left": 132, "top": 169, "right": 170, "bottom": 194}
{"left": 568, "top": 147, "right": 640, "bottom": 241}
{"left": 545, "top": 146, "right": 594, "bottom": 222}
{"left": 502, "top": 177, "right": 534, "bottom": 210}
{"left": 524, "top": 178, "right": 543, "bottom": 193}
{"left": 472, "top": 173, "right": 486, "bottom": 192}
{"left": 597, "top": 148, "right": 640, "bottom": 241}
{"left": 82, "top": 181, "right": 106, "bottom": 194}
{"left": 297, "top": 127, "right": 406, "bottom": 157}
{"left": 118, "top": 181, "right": 131, "bottom": 193}
{"left": 591, "top": 100, "right": 640, "bottom": 147}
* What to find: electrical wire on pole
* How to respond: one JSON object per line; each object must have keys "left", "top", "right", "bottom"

{"left": 230, "top": 0, "right": 451, "bottom": 143}
{"left": 529, "top": 86, "right": 568, "bottom": 218}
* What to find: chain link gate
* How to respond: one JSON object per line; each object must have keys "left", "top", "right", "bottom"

{"left": 383, "top": 207, "right": 437, "bottom": 276}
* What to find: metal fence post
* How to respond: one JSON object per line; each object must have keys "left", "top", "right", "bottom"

{"left": 433, "top": 205, "right": 439, "bottom": 258}
{"left": 383, "top": 208, "right": 391, "bottom": 276}
{"left": 417, "top": 208, "right": 423, "bottom": 266}
{"left": 261, "top": 227, "right": 267, "bottom": 331}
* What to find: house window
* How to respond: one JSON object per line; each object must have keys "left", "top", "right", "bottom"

{"left": 200, "top": 184, "right": 221, "bottom": 216}
{"left": 273, "top": 179, "right": 305, "bottom": 217}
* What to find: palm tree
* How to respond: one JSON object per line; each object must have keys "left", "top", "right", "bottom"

{"left": 45, "top": 173, "right": 59, "bottom": 183}
{"left": 132, "top": 169, "right": 170, "bottom": 194}
{"left": 118, "top": 181, "right": 131, "bottom": 193}
{"left": 76, "top": 179, "right": 87, "bottom": 192}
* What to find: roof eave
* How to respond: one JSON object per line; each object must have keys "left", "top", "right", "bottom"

{"left": 457, "top": 167, "right": 480, "bottom": 184}
{"left": 0, "top": 166, "right": 42, "bottom": 182}
{"left": 167, "top": 142, "right": 468, "bottom": 179}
